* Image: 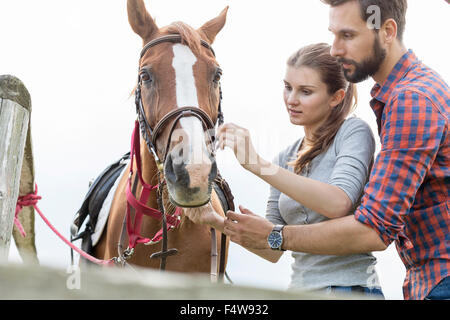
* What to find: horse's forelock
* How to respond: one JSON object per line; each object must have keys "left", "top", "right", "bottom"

{"left": 165, "top": 22, "right": 203, "bottom": 56}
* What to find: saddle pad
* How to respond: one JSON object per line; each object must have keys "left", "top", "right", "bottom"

{"left": 91, "top": 162, "right": 128, "bottom": 246}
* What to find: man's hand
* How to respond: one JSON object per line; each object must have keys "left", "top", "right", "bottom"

{"left": 223, "top": 205, "right": 274, "bottom": 249}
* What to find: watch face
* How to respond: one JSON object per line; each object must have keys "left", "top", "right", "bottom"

{"left": 268, "top": 231, "right": 282, "bottom": 249}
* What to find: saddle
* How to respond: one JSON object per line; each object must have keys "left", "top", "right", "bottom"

{"left": 70, "top": 152, "right": 130, "bottom": 255}
{"left": 70, "top": 152, "right": 235, "bottom": 257}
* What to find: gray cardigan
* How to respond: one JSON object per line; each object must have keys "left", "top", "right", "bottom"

{"left": 266, "top": 117, "right": 381, "bottom": 291}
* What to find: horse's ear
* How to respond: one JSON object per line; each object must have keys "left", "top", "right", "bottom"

{"left": 198, "top": 6, "right": 228, "bottom": 44}
{"left": 127, "top": 0, "right": 159, "bottom": 43}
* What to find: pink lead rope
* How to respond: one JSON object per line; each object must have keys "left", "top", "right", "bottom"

{"left": 14, "top": 189, "right": 40, "bottom": 237}
{"left": 15, "top": 184, "right": 115, "bottom": 266}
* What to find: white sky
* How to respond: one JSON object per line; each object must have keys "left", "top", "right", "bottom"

{"left": 1, "top": 0, "right": 449, "bottom": 300}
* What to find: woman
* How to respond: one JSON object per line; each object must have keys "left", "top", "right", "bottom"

{"left": 185, "top": 43, "right": 383, "bottom": 297}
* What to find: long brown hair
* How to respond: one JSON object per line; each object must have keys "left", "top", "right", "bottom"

{"left": 287, "top": 43, "right": 357, "bottom": 174}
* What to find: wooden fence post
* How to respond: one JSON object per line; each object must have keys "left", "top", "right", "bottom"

{"left": 0, "top": 75, "right": 37, "bottom": 263}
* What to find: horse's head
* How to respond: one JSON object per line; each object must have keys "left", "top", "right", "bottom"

{"left": 128, "top": 0, "right": 228, "bottom": 208}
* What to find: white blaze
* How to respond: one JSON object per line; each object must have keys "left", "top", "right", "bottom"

{"left": 172, "top": 44, "right": 199, "bottom": 108}
{"left": 171, "top": 43, "right": 210, "bottom": 165}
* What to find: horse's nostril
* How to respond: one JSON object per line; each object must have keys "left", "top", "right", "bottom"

{"left": 178, "top": 145, "right": 184, "bottom": 158}
{"left": 164, "top": 149, "right": 190, "bottom": 186}
{"left": 164, "top": 153, "right": 177, "bottom": 184}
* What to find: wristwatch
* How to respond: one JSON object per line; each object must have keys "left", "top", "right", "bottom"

{"left": 267, "top": 225, "right": 286, "bottom": 251}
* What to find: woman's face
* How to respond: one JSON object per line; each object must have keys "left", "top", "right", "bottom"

{"left": 283, "top": 65, "right": 335, "bottom": 132}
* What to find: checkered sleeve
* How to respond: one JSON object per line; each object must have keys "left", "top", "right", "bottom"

{"left": 354, "top": 90, "right": 446, "bottom": 246}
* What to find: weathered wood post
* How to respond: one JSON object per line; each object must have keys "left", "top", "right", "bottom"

{"left": 0, "top": 75, "right": 37, "bottom": 263}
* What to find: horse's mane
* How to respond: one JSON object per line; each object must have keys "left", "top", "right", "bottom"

{"left": 164, "top": 21, "right": 203, "bottom": 56}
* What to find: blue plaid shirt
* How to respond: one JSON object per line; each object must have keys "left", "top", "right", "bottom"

{"left": 354, "top": 50, "right": 450, "bottom": 300}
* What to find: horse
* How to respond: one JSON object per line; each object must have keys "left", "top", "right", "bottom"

{"left": 90, "top": 0, "right": 230, "bottom": 277}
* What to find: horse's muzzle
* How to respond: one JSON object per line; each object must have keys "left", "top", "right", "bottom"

{"left": 164, "top": 146, "right": 217, "bottom": 208}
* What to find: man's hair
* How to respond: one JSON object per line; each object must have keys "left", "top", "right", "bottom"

{"left": 321, "top": 0, "right": 408, "bottom": 42}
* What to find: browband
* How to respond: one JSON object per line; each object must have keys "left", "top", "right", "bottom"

{"left": 140, "top": 34, "right": 215, "bottom": 59}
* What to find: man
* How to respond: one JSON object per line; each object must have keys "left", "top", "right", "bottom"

{"left": 221, "top": 0, "right": 449, "bottom": 300}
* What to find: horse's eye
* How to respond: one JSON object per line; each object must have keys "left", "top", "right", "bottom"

{"left": 139, "top": 70, "right": 152, "bottom": 83}
{"left": 213, "top": 68, "right": 222, "bottom": 83}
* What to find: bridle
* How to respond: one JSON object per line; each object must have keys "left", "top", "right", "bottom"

{"left": 134, "top": 34, "right": 224, "bottom": 171}
{"left": 120, "top": 34, "right": 227, "bottom": 281}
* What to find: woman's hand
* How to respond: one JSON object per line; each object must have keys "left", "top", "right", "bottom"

{"left": 217, "top": 123, "right": 261, "bottom": 172}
